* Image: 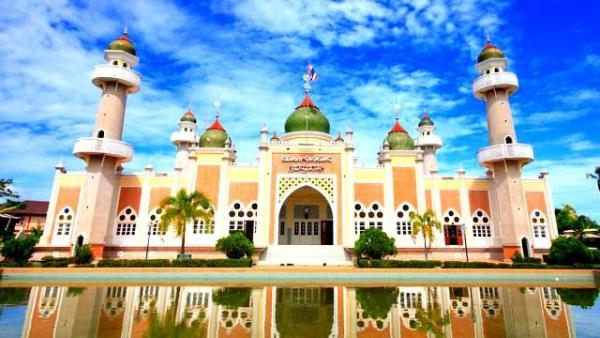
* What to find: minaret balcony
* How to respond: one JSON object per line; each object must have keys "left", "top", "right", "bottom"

{"left": 472, "top": 72, "right": 518, "bottom": 99}
{"left": 91, "top": 65, "right": 141, "bottom": 93}
{"left": 170, "top": 131, "right": 197, "bottom": 144}
{"left": 477, "top": 143, "right": 534, "bottom": 166}
{"left": 415, "top": 134, "right": 443, "bottom": 148}
{"left": 73, "top": 137, "right": 133, "bottom": 162}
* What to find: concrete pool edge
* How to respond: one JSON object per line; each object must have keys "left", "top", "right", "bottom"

{"left": 1, "top": 267, "right": 598, "bottom": 288}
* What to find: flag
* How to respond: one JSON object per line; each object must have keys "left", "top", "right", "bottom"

{"left": 306, "top": 63, "right": 318, "bottom": 81}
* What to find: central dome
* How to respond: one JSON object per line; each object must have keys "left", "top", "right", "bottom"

{"left": 385, "top": 120, "right": 414, "bottom": 150}
{"left": 284, "top": 94, "right": 330, "bottom": 134}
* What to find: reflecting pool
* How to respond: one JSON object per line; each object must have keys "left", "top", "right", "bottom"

{"left": 0, "top": 284, "right": 598, "bottom": 337}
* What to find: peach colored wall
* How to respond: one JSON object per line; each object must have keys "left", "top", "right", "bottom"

{"left": 544, "top": 306, "right": 569, "bottom": 338}
{"left": 218, "top": 323, "right": 251, "bottom": 337}
{"left": 354, "top": 183, "right": 384, "bottom": 206}
{"left": 451, "top": 314, "right": 475, "bottom": 338}
{"left": 116, "top": 187, "right": 142, "bottom": 213}
{"left": 29, "top": 290, "right": 58, "bottom": 338}
{"left": 196, "top": 165, "right": 221, "bottom": 207}
{"left": 54, "top": 187, "right": 81, "bottom": 217}
{"left": 440, "top": 190, "right": 461, "bottom": 214}
{"left": 401, "top": 324, "right": 427, "bottom": 338}
{"left": 393, "top": 167, "right": 417, "bottom": 207}
{"left": 357, "top": 325, "right": 390, "bottom": 337}
{"left": 149, "top": 187, "right": 171, "bottom": 209}
{"left": 229, "top": 182, "right": 258, "bottom": 204}
{"left": 481, "top": 309, "right": 505, "bottom": 338}
{"left": 525, "top": 191, "right": 547, "bottom": 216}
{"left": 98, "top": 310, "right": 124, "bottom": 338}
{"left": 468, "top": 190, "right": 491, "bottom": 215}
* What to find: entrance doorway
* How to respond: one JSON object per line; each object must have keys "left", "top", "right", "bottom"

{"left": 278, "top": 186, "right": 333, "bottom": 245}
{"left": 444, "top": 225, "right": 463, "bottom": 246}
{"left": 521, "top": 237, "right": 530, "bottom": 258}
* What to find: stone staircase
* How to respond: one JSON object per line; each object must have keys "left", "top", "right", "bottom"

{"left": 258, "top": 245, "right": 353, "bottom": 266}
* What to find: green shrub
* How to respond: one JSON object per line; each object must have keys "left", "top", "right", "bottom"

{"left": 354, "top": 228, "right": 397, "bottom": 260}
{"left": 0, "top": 228, "right": 42, "bottom": 266}
{"left": 557, "top": 288, "right": 599, "bottom": 308}
{"left": 171, "top": 259, "right": 208, "bottom": 267}
{"left": 41, "top": 257, "right": 70, "bottom": 267}
{"left": 212, "top": 288, "right": 252, "bottom": 308}
{"left": 206, "top": 258, "right": 252, "bottom": 267}
{"left": 216, "top": 231, "right": 255, "bottom": 259}
{"left": 358, "top": 259, "right": 441, "bottom": 268}
{"left": 511, "top": 262, "right": 547, "bottom": 269}
{"left": 97, "top": 259, "right": 171, "bottom": 267}
{"left": 73, "top": 244, "right": 94, "bottom": 265}
{"left": 547, "top": 237, "right": 593, "bottom": 265}
{"left": 356, "top": 287, "right": 399, "bottom": 319}
{"left": 442, "top": 261, "right": 501, "bottom": 269}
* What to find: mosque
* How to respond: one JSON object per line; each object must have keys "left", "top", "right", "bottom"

{"left": 33, "top": 31, "right": 558, "bottom": 264}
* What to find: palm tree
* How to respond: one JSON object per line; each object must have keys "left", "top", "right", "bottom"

{"left": 409, "top": 209, "right": 442, "bottom": 261}
{"left": 159, "top": 189, "right": 214, "bottom": 257}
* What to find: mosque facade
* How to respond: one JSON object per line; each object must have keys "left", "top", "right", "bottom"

{"left": 34, "top": 32, "right": 558, "bottom": 264}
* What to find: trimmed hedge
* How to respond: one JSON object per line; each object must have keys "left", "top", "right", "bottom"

{"left": 358, "top": 259, "right": 442, "bottom": 268}
{"left": 442, "top": 261, "right": 509, "bottom": 269}
{"left": 96, "top": 258, "right": 252, "bottom": 268}
{"left": 41, "top": 256, "right": 72, "bottom": 267}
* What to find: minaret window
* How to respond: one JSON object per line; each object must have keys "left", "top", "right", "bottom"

{"left": 531, "top": 210, "right": 547, "bottom": 238}
{"left": 148, "top": 208, "right": 165, "bottom": 236}
{"left": 55, "top": 207, "right": 73, "bottom": 236}
{"left": 354, "top": 203, "right": 383, "bottom": 235}
{"left": 505, "top": 136, "right": 513, "bottom": 144}
{"left": 471, "top": 209, "right": 492, "bottom": 237}
{"left": 395, "top": 203, "right": 414, "bottom": 236}
{"left": 97, "top": 130, "right": 105, "bottom": 138}
{"left": 112, "top": 60, "right": 118, "bottom": 66}
{"left": 123, "top": 62, "right": 127, "bottom": 68}
{"left": 115, "top": 207, "right": 137, "bottom": 236}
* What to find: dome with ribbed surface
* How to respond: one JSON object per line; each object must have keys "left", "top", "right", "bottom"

{"left": 418, "top": 113, "right": 434, "bottom": 127}
{"left": 386, "top": 120, "right": 414, "bottom": 150}
{"left": 180, "top": 110, "right": 197, "bottom": 123}
{"left": 108, "top": 32, "right": 136, "bottom": 56}
{"left": 477, "top": 40, "right": 504, "bottom": 62}
{"left": 284, "top": 94, "right": 330, "bottom": 134}
{"left": 199, "top": 119, "right": 228, "bottom": 147}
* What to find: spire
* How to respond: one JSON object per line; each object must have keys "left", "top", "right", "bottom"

{"left": 302, "top": 63, "right": 318, "bottom": 93}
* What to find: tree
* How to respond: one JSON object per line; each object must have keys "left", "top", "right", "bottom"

{"left": 555, "top": 204, "right": 599, "bottom": 234}
{"left": 356, "top": 287, "right": 398, "bottom": 320}
{"left": 0, "top": 178, "right": 23, "bottom": 214}
{"left": 547, "top": 236, "right": 593, "bottom": 265}
{"left": 216, "top": 231, "right": 254, "bottom": 259}
{"left": 159, "top": 189, "right": 214, "bottom": 257}
{"left": 409, "top": 209, "right": 442, "bottom": 261}
{"left": 413, "top": 287, "right": 450, "bottom": 338}
{"left": 212, "top": 288, "right": 252, "bottom": 308}
{"left": 0, "top": 228, "right": 42, "bottom": 265}
{"left": 354, "top": 227, "right": 397, "bottom": 260}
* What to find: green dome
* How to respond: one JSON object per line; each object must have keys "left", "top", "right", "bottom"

{"left": 477, "top": 40, "right": 504, "bottom": 62}
{"left": 199, "top": 119, "right": 228, "bottom": 147}
{"left": 108, "top": 32, "right": 136, "bottom": 56}
{"left": 284, "top": 94, "right": 330, "bottom": 134}
{"left": 180, "top": 110, "right": 197, "bottom": 123}
{"left": 418, "top": 114, "right": 434, "bottom": 127}
{"left": 386, "top": 121, "right": 414, "bottom": 150}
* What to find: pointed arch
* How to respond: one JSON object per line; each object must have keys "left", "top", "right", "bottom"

{"left": 471, "top": 209, "right": 492, "bottom": 238}
{"left": 530, "top": 209, "right": 548, "bottom": 238}
{"left": 395, "top": 202, "right": 415, "bottom": 236}
{"left": 442, "top": 208, "right": 463, "bottom": 245}
{"left": 115, "top": 206, "right": 137, "bottom": 236}
{"left": 354, "top": 202, "right": 384, "bottom": 235}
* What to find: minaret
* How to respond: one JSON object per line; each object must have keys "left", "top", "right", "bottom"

{"left": 171, "top": 109, "right": 198, "bottom": 169}
{"left": 414, "top": 113, "right": 442, "bottom": 175}
{"left": 72, "top": 29, "right": 141, "bottom": 258}
{"left": 472, "top": 39, "right": 535, "bottom": 260}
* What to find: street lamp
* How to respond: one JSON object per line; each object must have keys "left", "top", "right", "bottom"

{"left": 461, "top": 223, "right": 469, "bottom": 262}
{"left": 145, "top": 221, "right": 152, "bottom": 260}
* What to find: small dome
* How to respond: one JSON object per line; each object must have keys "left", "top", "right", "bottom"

{"left": 284, "top": 94, "right": 330, "bottom": 134}
{"left": 386, "top": 120, "right": 414, "bottom": 150}
{"left": 180, "top": 110, "right": 197, "bottom": 123}
{"left": 418, "top": 113, "right": 434, "bottom": 127}
{"left": 477, "top": 40, "right": 504, "bottom": 63}
{"left": 108, "top": 32, "right": 136, "bottom": 56}
{"left": 199, "top": 119, "right": 228, "bottom": 147}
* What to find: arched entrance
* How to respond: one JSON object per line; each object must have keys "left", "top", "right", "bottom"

{"left": 521, "top": 237, "right": 530, "bottom": 258}
{"left": 277, "top": 186, "right": 334, "bottom": 245}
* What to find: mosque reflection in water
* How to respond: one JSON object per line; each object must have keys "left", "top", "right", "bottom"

{"left": 21, "top": 284, "right": 575, "bottom": 337}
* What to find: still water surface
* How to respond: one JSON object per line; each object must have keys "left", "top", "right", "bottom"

{"left": 0, "top": 284, "right": 598, "bottom": 337}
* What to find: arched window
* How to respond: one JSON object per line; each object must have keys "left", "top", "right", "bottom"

{"left": 479, "top": 287, "right": 501, "bottom": 318}
{"left": 354, "top": 203, "right": 383, "bottom": 235}
{"left": 115, "top": 207, "right": 137, "bottom": 236}
{"left": 148, "top": 208, "right": 165, "bottom": 235}
{"left": 471, "top": 209, "right": 492, "bottom": 238}
{"left": 39, "top": 287, "right": 61, "bottom": 319}
{"left": 505, "top": 136, "right": 513, "bottom": 144}
{"left": 55, "top": 207, "right": 74, "bottom": 236}
{"left": 97, "top": 130, "right": 105, "bottom": 138}
{"left": 103, "top": 287, "right": 127, "bottom": 317}
{"left": 112, "top": 60, "right": 118, "bottom": 66}
{"left": 123, "top": 62, "right": 128, "bottom": 68}
{"left": 395, "top": 203, "right": 414, "bottom": 236}
{"left": 442, "top": 209, "right": 463, "bottom": 245}
{"left": 531, "top": 210, "right": 547, "bottom": 238}
{"left": 227, "top": 202, "right": 258, "bottom": 235}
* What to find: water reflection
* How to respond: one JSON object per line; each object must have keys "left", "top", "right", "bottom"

{"left": 8, "top": 284, "right": 596, "bottom": 337}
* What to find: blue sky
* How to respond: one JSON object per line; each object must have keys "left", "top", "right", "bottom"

{"left": 0, "top": 0, "right": 598, "bottom": 221}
